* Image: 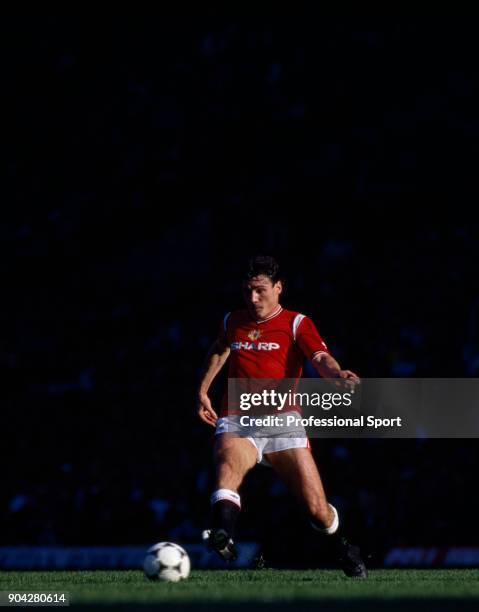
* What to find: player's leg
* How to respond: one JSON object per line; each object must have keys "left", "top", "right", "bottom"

{"left": 264, "top": 446, "right": 368, "bottom": 577}
{"left": 214, "top": 432, "right": 258, "bottom": 491}
{"left": 205, "top": 433, "right": 258, "bottom": 561}
{"left": 263, "top": 446, "right": 334, "bottom": 528}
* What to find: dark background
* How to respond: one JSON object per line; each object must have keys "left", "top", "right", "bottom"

{"left": 2, "top": 18, "right": 479, "bottom": 566}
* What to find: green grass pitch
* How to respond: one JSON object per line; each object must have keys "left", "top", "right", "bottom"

{"left": 1, "top": 569, "right": 478, "bottom": 611}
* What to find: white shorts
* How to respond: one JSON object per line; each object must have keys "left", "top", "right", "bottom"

{"left": 215, "top": 412, "right": 310, "bottom": 467}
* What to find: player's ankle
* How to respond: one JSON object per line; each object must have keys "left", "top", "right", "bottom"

{"left": 310, "top": 503, "right": 339, "bottom": 535}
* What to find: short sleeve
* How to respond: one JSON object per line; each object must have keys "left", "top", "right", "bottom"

{"left": 295, "top": 316, "right": 329, "bottom": 360}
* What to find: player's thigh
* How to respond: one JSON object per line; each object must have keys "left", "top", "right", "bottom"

{"left": 214, "top": 433, "right": 258, "bottom": 482}
{"left": 264, "top": 446, "right": 328, "bottom": 508}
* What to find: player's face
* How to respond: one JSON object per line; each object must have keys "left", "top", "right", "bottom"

{"left": 243, "top": 275, "right": 282, "bottom": 320}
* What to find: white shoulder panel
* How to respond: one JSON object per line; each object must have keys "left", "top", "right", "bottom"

{"left": 292, "top": 313, "right": 306, "bottom": 341}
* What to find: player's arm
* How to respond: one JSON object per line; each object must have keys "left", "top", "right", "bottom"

{"left": 197, "top": 338, "right": 230, "bottom": 427}
{"left": 295, "top": 315, "right": 359, "bottom": 389}
{"left": 311, "top": 351, "right": 359, "bottom": 386}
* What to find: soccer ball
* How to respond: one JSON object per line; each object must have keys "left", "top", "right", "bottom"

{"left": 143, "top": 542, "right": 190, "bottom": 582}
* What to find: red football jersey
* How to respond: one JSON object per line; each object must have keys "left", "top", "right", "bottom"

{"left": 219, "top": 306, "right": 329, "bottom": 415}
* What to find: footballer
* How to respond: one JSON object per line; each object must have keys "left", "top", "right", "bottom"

{"left": 197, "top": 255, "right": 367, "bottom": 577}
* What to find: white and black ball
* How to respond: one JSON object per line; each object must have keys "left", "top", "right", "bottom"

{"left": 143, "top": 542, "right": 191, "bottom": 582}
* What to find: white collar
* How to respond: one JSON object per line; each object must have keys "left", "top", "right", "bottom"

{"left": 256, "top": 305, "right": 283, "bottom": 324}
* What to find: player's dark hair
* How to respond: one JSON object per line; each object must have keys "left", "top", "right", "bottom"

{"left": 246, "top": 255, "right": 282, "bottom": 284}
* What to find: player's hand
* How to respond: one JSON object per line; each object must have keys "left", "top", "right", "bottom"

{"left": 339, "top": 369, "right": 361, "bottom": 393}
{"left": 197, "top": 392, "right": 218, "bottom": 427}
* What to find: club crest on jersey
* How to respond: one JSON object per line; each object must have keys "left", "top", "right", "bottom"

{"left": 248, "top": 329, "right": 262, "bottom": 341}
